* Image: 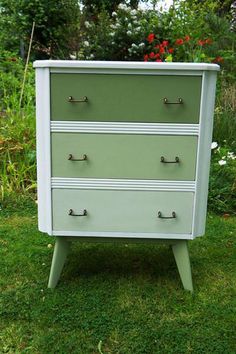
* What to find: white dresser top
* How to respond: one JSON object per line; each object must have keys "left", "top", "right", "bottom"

{"left": 33, "top": 60, "right": 220, "bottom": 71}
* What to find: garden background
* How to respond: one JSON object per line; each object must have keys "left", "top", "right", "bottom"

{"left": 0, "top": 1, "right": 236, "bottom": 353}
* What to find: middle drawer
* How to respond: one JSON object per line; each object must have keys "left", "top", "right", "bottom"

{"left": 51, "top": 133, "right": 198, "bottom": 180}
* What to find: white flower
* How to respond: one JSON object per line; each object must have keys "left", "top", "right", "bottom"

{"left": 47, "top": 243, "right": 53, "bottom": 248}
{"left": 84, "top": 21, "right": 91, "bottom": 28}
{"left": 112, "top": 11, "right": 117, "bottom": 17}
{"left": 131, "top": 9, "right": 137, "bottom": 15}
{"left": 135, "top": 26, "right": 141, "bottom": 32}
{"left": 131, "top": 43, "right": 138, "bottom": 48}
{"left": 69, "top": 54, "right": 76, "bottom": 60}
{"left": 118, "top": 4, "right": 128, "bottom": 10}
{"left": 110, "top": 32, "right": 115, "bottom": 37}
{"left": 110, "top": 24, "right": 116, "bottom": 29}
{"left": 227, "top": 152, "right": 235, "bottom": 159}
{"left": 211, "top": 142, "right": 218, "bottom": 149}
{"left": 89, "top": 54, "right": 94, "bottom": 59}
{"left": 218, "top": 160, "right": 227, "bottom": 166}
{"left": 128, "top": 23, "right": 132, "bottom": 29}
{"left": 139, "top": 42, "right": 145, "bottom": 47}
{"left": 127, "top": 30, "right": 132, "bottom": 36}
{"left": 84, "top": 41, "right": 90, "bottom": 47}
{"left": 222, "top": 156, "right": 226, "bottom": 160}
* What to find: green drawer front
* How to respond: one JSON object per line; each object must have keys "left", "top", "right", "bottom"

{"left": 50, "top": 74, "right": 201, "bottom": 123}
{"left": 52, "top": 189, "right": 194, "bottom": 234}
{"left": 51, "top": 133, "right": 198, "bottom": 180}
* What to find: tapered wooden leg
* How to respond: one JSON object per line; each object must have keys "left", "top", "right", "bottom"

{"left": 48, "top": 237, "right": 71, "bottom": 288}
{"left": 172, "top": 240, "right": 193, "bottom": 292}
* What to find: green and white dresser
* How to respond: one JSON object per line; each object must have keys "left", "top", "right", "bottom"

{"left": 34, "top": 61, "right": 219, "bottom": 291}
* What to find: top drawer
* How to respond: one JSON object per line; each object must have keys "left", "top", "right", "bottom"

{"left": 50, "top": 74, "right": 202, "bottom": 123}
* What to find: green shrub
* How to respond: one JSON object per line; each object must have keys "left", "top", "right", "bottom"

{"left": 0, "top": 0, "right": 80, "bottom": 59}
{"left": 209, "top": 143, "right": 236, "bottom": 215}
{"left": 213, "top": 77, "right": 236, "bottom": 150}
{"left": 78, "top": 0, "right": 234, "bottom": 64}
{"left": 0, "top": 52, "right": 36, "bottom": 200}
{"left": 78, "top": 5, "right": 151, "bottom": 61}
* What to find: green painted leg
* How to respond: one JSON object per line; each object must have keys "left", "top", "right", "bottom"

{"left": 48, "top": 237, "right": 71, "bottom": 288}
{"left": 172, "top": 240, "right": 193, "bottom": 292}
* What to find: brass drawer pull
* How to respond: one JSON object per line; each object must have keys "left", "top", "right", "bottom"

{"left": 160, "top": 156, "right": 180, "bottom": 163}
{"left": 68, "top": 154, "right": 87, "bottom": 161}
{"left": 68, "top": 96, "right": 88, "bottom": 103}
{"left": 163, "top": 97, "right": 183, "bottom": 104}
{"left": 158, "top": 211, "right": 176, "bottom": 219}
{"left": 68, "top": 209, "right": 87, "bottom": 216}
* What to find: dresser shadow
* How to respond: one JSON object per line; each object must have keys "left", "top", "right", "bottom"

{"left": 64, "top": 243, "right": 179, "bottom": 280}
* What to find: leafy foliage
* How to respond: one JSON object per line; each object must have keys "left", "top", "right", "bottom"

{"left": 0, "top": 0, "right": 80, "bottom": 59}
{"left": 81, "top": 0, "right": 139, "bottom": 16}
{"left": 209, "top": 144, "right": 236, "bottom": 215}
{"left": 0, "top": 52, "right": 36, "bottom": 199}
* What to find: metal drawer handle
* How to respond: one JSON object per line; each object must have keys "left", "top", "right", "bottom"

{"left": 161, "top": 156, "right": 180, "bottom": 163}
{"left": 158, "top": 211, "right": 176, "bottom": 219}
{"left": 68, "top": 96, "right": 88, "bottom": 103}
{"left": 163, "top": 97, "right": 183, "bottom": 104}
{"left": 68, "top": 154, "right": 87, "bottom": 161}
{"left": 69, "top": 209, "right": 87, "bottom": 216}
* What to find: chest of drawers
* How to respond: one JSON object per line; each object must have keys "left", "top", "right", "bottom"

{"left": 34, "top": 61, "right": 219, "bottom": 291}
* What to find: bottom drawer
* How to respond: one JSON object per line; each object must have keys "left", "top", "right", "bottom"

{"left": 52, "top": 189, "right": 194, "bottom": 235}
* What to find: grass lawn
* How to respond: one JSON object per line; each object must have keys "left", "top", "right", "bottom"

{"left": 0, "top": 199, "right": 235, "bottom": 353}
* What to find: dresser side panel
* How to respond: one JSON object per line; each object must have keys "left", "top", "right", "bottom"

{"left": 193, "top": 71, "right": 217, "bottom": 237}
{"left": 36, "top": 68, "right": 52, "bottom": 234}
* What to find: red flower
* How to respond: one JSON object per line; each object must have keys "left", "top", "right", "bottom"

{"left": 175, "top": 38, "right": 184, "bottom": 45}
{"left": 147, "top": 33, "right": 155, "bottom": 43}
{"left": 198, "top": 39, "right": 205, "bottom": 46}
{"left": 162, "top": 40, "right": 169, "bottom": 47}
{"left": 184, "top": 35, "right": 190, "bottom": 42}
{"left": 154, "top": 44, "right": 160, "bottom": 49}
{"left": 144, "top": 54, "right": 149, "bottom": 62}
{"left": 155, "top": 53, "right": 160, "bottom": 59}
{"left": 214, "top": 56, "right": 224, "bottom": 63}
{"left": 156, "top": 59, "right": 162, "bottom": 62}
{"left": 159, "top": 46, "right": 165, "bottom": 54}
{"left": 205, "top": 38, "right": 212, "bottom": 44}
{"left": 149, "top": 52, "right": 155, "bottom": 58}
{"left": 168, "top": 48, "right": 174, "bottom": 54}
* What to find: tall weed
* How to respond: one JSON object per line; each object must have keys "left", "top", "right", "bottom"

{"left": 0, "top": 52, "right": 36, "bottom": 201}
{"left": 213, "top": 78, "right": 236, "bottom": 151}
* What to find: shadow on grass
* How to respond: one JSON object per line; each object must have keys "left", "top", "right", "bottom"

{"left": 59, "top": 242, "right": 185, "bottom": 289}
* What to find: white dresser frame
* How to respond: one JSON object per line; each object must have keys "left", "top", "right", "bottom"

{"left": 34, "top": 61, "right": 219, "bottom": 290}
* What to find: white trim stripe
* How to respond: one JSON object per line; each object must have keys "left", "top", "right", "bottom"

{"left": 51, "top": 178, "right": 196, "bottom": 192}
{"left": 49, "top": 69, "right": 203, "bottom": 76}
{"left": 52, "top": 230, "right": 193, "bottom": 239}
{"left": 51, "top": 121, "right": 200, "bottom": 135}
